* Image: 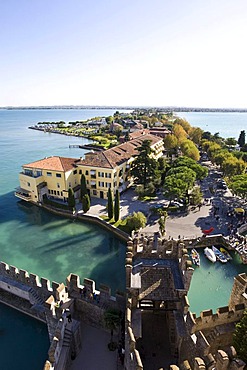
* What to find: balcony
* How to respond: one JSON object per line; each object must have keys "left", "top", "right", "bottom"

{"left": 15, "top": 187, "right": 31, "bottom": 202}
{"left": 22, "top": 170, "right": 42, "bottom": 178}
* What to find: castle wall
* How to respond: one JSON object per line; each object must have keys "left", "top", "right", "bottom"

{"left": 193, "top": 305, "right": 246, "bottom": 333}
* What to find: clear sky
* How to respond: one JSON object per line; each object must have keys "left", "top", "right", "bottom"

{"left": 1, "top": 0, "right": 247, "bottom": 108}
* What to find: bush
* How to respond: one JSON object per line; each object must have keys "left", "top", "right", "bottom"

{"left": 126, "top": 212, "right": 147, "bottom": 232}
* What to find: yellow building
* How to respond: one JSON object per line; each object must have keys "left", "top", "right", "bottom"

{"left": 15, "top": 132, "right": 164, "bottom": 203}
{"left": 15, "top": 156, "right": 80, "bottom": 203}
{"left": 76, "top": 133, "right": 164, "bottom": 199}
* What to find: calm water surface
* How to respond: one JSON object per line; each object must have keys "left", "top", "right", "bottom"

{"left": 177, "top": 111, "right": 247, "bottom": 139}
{"left": 0, "top": 303, "right": 50, "bottom": 370}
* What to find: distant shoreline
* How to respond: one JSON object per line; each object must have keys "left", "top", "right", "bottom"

{"left": 1, "top": 106, "right": 247, "bottom": 113}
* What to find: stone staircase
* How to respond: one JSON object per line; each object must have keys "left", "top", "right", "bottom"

{"left": 63, "top": 328, "right": 72, "bottom": 348}
{"left": 29, "top": 287, "right": 44, "bottom": 306}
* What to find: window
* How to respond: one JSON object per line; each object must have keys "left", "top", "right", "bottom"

{"left": 24, "top": 169, "right": 33, "bottom": 177}
{"left": 106, "top": 183, "right": 111, "bottom": 188}
{"left": 85, "top": 170, "right": 89, "bottom": 176}
{"left": 27, "top": 182, "right": 30, "bottom": 187}
{"left": 57, "top": 183, "right": 60, "bottom": 188}
{"left": 54, "top": 190, "right": 57, "bottom": 195}
{"left": 105, "top": 173, "right": 111, "bottom": 178}
{"left": 93, "top": 190, "right": 97, "bottom": 195}
{"left": 73, "top": 170, "right": 77, "bottom": 175}
{"left": 50, "top": 190, "right": 54, "bottom": 194}
{"left": 98, "top": 182, "right": 104, "bottom": 187}
{"left": 47, "top": 172, "right": 52, "bottom": 177}
{"left": 79, "top": 170, "right": 82, "bottom": 175}
{"left": 90, "top": 170, "right": 96, "bottom": 179}
{"left": 48, "top": 189, "right": 51, "bottom": 194}
{"left": 56, "top": 173, "right": 61, "bottom": 178}
{"left": 98, "top": 172, "right": 104, "bottom": 177}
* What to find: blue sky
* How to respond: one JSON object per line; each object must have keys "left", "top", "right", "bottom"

{"left": 1, "top": 0, "right": 247, "bottom": 108}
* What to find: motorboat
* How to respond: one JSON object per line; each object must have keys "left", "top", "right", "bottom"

{"left": 204, "top": 247, "right": 217, "bottom": 263}
{"left": 191, "top": 248, "right": 200, "bottom": 266}
{"left": 212, "top": 246, "right": 228, "bottom": 263}
{"left": 220, "top": 247, "right": 232, "bottom": 260}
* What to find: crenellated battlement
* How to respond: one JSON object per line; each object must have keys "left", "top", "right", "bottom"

{"left": 186, "top": 303, "right": 246, "bottom": 334}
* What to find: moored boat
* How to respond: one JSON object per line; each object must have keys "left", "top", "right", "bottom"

{"left": 212, "top": 246, "right": 228, "bottom": 263}
{"left": 220, "top": 247, "right": 232, "bottom": 260}
{"left": 191, "top": 248, "right": 200, "bottom": 266}
{"left": 204, "top": 247, "right": 217, "bottom": 263}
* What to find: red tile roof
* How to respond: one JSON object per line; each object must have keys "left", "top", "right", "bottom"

{"left": 23, "top": 156, "right": 78, "bottom": 172}
{"left": 77, "top": 133, "right": 162, "bottom": 169}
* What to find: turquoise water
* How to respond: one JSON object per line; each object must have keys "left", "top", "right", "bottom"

{"left": 188, "top": 249, "right": 247, "bottom": 315}
{"left": 0, "top": 303, "right": 50, "bottom": 370}
{"left": 0, "top": 108, "right": 128, "bottom": 368}
{"left": 0, "top": 108, "right": 127, "bottom": 290}
{"left": 177, "top": 111, "right": 247, "bottom": 139}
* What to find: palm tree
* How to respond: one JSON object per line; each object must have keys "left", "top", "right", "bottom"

{"left": 104, "top": 308, "right": 121, "bottom": 350}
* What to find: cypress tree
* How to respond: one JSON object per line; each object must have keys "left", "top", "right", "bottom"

{"left": 114, "top": 190, "right": 120, "bottom": 222}
{"left": 68, "top": 188, "right": 75, "bottom": 210}
{"left": 80, "top": 174, "right": 87, "bottom": 202}
{"left": 82, "top": 194, "right": 90, "bottom": 213}
{"left": 107, "top": 188, "right": 114, "bottom": 219}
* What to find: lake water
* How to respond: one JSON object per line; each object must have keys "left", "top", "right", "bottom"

{"left": 0, "top": 108, "right": 247, "bottom": 367}
{"left": 0, "top": 303, "right": 50, "bottom": 370}
{"left": 177, "top": 111, "right": 247, "bottom": 139}
{"left": 0, "top": 108, "right": 128, "bottom": 369}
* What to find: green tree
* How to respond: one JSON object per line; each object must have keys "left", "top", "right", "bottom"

{"left": 82, "top": 194, "right": 90, "bottom": 213}
{"left": 107, "top": 188, "right": 114, "bottom": 219}
{"left": 80, "top": 174, "right": 87, "bottom": 202}
{"left": 238, "top": 130, "right": 245, "bottom": 148}
{"left": 163, "top": 175, "right": 188, "bottom": 201}
{"left": 225, "top": 137, "right": 237, "bottom": 146}
{"left": 131, "top": 139, "right": 157, "bottom": 188}
{"left": 233, "top": 309, "right": 247, "bottom": 363}
{"left": 158, "top": 211, "right": 167, "bottom": 236}
{"left": 229, "top": 174, "right": 247, "bottom": 198}
{"left": 189, "top": 187, "right": 203, "bottom": 206}
{"left": 68, "top": 188, "right": 75, "bottom": 210}
{"left": 104, "top": 308, "right": 121, "bottom": 349}
{"left": 221, "top": 157, "right": 246, "bottom": 178}
{"left": 173, "top": 123, "right": 188, "bottom": 144}
{"left": 180, "top": 139, "right": 200, "bottom": 161}
{"left": 126, "top": 212, "right": 147, "bottom": 232}
{"left": 106, "top": 116, "right": 114, "bottom": 124}
{"left": 172, "top": 157, "right": 208, "bottom": 180}
{"left": 189, "top": 127, "right": 203, "bottom": 145}
{"left": 114, "top": 190, "right": 120, "bottom": 222}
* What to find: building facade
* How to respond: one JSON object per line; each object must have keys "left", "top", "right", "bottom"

{"left": 15, "top": 132, "right": 164, "bottom": 203}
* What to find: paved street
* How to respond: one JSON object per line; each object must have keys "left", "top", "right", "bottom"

{"left": 84, "top": 166, "right": 246, "bottom": 240}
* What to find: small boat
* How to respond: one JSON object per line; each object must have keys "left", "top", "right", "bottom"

{"left": 220, "top": 247, "right": 232, "bottom": 260}
{"left": 212, "top": 246, "right": 228, "bottom": 263}
{"left": 204, "top": 247, "right": 217, "bottom": 263}
{"left": 191, "top": 248, "right": 200, "bottom": 266}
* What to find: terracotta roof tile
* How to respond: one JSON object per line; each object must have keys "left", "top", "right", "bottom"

{"left": 78, "top": 133, "right": 162, "bottom": 169}
{"left": 23, "top": 156, "right": 78, "bottom": 172}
